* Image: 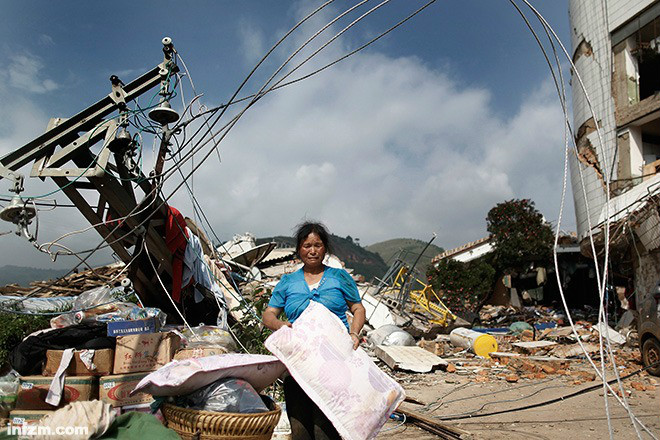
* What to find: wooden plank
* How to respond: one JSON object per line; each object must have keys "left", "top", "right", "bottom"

{"left": 397, "top": 407, "right": 469, "bottom": 439}
{"left": 52, "top": 177, "right": 132, "bottom": 262}
{"left": 86, "top": 173, "right": 172, "bottom": 275}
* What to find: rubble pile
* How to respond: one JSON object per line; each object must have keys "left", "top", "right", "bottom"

{"left": 0, "top": 235, "right": 656, "bottom": 439}
{"left": 390, "top": 315, "right": 656, "bottom": 393}
{"left": 0, "top": 264, "right": 124, "bottom": 297}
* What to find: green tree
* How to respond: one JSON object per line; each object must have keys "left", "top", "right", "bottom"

{"left": 427, "top": 258, "right": 496, "bottom": 312}
{"left": 486, "top": 199, "right": 553, "bottom": 273}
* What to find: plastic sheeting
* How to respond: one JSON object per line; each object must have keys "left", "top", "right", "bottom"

{"left": 176, "top": 378, "right": 269, "bottom": 413}
{"left": 0, "top": 295, "right": 76, "bottom": 313}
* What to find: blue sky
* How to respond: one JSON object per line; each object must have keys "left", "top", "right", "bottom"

{"left": 0, "top": 0, "right": 573, "bottom": 268}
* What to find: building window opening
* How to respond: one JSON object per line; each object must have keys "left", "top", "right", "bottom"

{"left": 641, "top": 120, "right": 660, "bottom": 178}
{"left": 633, "top": 16, "right": 660, "bottom": 101}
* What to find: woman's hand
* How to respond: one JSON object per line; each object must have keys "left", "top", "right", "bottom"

{"left": 262, "top": 306, "right": 291, "bottom": 331}
{"left": 347, "top": 301, "right": 366, "bottom": 350}
{"left": 350, "top": 333, "right": 360, "bottom": 350}
{"left": 276, "top": 320, "right": 293, "bottom": 330}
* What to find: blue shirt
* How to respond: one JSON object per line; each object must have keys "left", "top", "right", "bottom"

{"left": 268, "top": 266, "right": 361, "bottom": 329}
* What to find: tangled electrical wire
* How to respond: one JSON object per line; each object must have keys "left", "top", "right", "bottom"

{"left": 0, "top": 0, "right": 438, "bottom": 300}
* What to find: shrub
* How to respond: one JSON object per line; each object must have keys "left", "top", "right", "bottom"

{"left": 0, "top": 312, "right": 50, "bottom": 369}
{"left": 230, "top": 287, "right": 273, "bottom": 355}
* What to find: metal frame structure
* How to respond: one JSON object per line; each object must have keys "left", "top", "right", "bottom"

{"left": 0, "top": 38, "right": 183, "bottom": 315}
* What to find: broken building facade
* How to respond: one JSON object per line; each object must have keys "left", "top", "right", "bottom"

{"left": 569, "top": 0, "right": 660, "bottom": 306}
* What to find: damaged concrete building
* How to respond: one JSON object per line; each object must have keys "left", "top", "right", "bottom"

{"left": 569, "top": 0, "right": 660, "bottom": 306}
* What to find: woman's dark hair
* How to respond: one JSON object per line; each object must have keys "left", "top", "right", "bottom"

{"left": 295, "top": 221, "right": 332, "bottom": 255}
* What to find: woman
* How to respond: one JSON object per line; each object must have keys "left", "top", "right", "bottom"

{"left": 263, "top": 222, "right": 366, "bottom": 440}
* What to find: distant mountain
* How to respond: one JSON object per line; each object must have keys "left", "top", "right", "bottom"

{"left": 0, "top": 265, "right": 70, "bottom": 287}
{"left": 366, "top": 238, "right": 444, "bottom": 274}
{"left": 257, "top": 234, "right": 389, "bottom": 281}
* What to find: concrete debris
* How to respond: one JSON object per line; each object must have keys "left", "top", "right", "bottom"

{"left": 374, "top": 345, "right": 448, "bottom": 373}
{"left": 595, "top": 322, "right": 627, "bottom": 345}
{"left": 616, "top": 309, "right": 636, "bottom": 330}
{"left": 512, "top": 340, "right": 558, "bottom": 353}
{"left": 361, "top": 291, "right": 397, "bottom": 328}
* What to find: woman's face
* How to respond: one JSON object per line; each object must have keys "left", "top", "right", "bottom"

{"left": 299, "top": 232, "right": 326, "bottom": 268}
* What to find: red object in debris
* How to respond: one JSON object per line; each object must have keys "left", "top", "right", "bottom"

{"left": 165, "top": 205, "right": 189, "bottom": 302}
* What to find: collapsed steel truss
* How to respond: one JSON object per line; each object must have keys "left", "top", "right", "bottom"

{"left": 0, "top": 39, "right": 183, "bottom": 316}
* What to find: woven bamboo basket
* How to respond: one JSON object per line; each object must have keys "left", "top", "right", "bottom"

{"left": 162, "top": 397, "right": 281, "bottom": 440}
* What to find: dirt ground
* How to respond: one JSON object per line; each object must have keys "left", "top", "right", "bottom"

{"left": 376, "top": 366, "right": 660, "bottom": 440}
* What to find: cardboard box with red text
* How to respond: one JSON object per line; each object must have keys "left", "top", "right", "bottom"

{"left": 113, "top": 332, "right": 180, "bottom": 374}
{"left": 15, "top": 376, "right": 98, "bottom": 410}
{"left": 9, "top": 409, "right": 54, "bottom": 427}
{"left": 99, "top": 373, "right": 153, "bottom": 407}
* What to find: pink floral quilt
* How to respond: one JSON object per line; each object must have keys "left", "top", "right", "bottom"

{"left": 265, "top": 301, "right": 404, "bottom": 440}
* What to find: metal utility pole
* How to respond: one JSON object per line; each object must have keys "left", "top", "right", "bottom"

{"left": 0, "top": 38, "right": 183, "bottom": 318}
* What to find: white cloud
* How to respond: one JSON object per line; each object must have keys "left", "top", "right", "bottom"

{"left": 0, "top": 5, "right": 575, "bottom": 270}
{"left": 38, "top": 34, "right": 54, "bottom": 46}
{"left": 0, "top": 59, "right": 110, "bottom": 269}
{"left": 172, "top": 46, "right": 573, "bottom": 249}
{"left": 238, "top": 19, "right": 266, "bottom": 66}
{"left": 6, "top": 53, "right": 58, "bottom": 93}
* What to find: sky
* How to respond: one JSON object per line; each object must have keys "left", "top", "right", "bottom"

{"left": 0, "top": 0, "right": 574, "bottom": 269}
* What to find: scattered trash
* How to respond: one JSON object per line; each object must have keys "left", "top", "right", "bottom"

{"left": 509, "top": 321, "right": 533, "bottom": 335}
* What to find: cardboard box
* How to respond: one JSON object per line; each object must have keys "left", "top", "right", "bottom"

{"left": 173, "top": 347, "right": 228, "bottom": 361}
{"left": 99, "top": 373, "right": 153, "bottom": 407}
{"left": 113, "top": 332, "right": 180, "bottom": 374}
{"left": 16, "top": 376, "right": 98, "bottom": 410}
{"left": 9, "top": 409, "right": 53, "bottom": 426}
{"left": 43, "top": 349, "right": 114, "bottom": 377}
{"left": 107, "top": 318, "right": 160, "bottom": 337}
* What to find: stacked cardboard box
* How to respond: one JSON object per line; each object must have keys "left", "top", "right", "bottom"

{"left": 42, "top": 349, "right": 114, "bottom": 376}
{"left": 15, "top": 376, "right": 98, "bottom": 410}
{"left": 113, "top": 332, "right": 180, "bottom": 374}
{"left": 99, "top": 373, "right": 153, "bottom": 407}
{"left": 95, "top": 331, "right": 181, "bottom": 413}
{"left": 11, "top": 347, "right": 116, "bottom": 425}
{"left": 11, "top": 326, "right": 180, "bottom": 423}
{"left": 8, "top": 409, "right": 54, "bottom": 428}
